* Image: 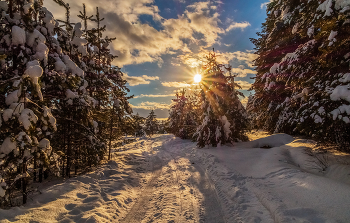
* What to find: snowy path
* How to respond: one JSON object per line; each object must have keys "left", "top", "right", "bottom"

{"left": 1, "top": 134, "right": 350, "bottom": 222}
{"left": 121, "top": 137, "right": 225, "bottom": 223}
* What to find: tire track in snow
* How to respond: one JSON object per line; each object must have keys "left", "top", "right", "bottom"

{"left": 120, "top": 152, "right": 164, "bottom": 223}
{"left": 164, "top": 143, "right": 226, "bottom": 223}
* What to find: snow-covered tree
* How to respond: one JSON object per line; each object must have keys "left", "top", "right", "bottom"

{"left": 132, "top": 113, "right": 145, "bottom": 137}
{"left": 194, "top": 52, "right": 248, "bottom": 148}
{"left": 0, "top": 0, "right": 61, "bottom": 204}
{"left": 168, "top": 88, "right": 198, "bottom": 139}
{"left": 0, "top": 0, "right": 134, "bottom": 205}
{"left": 249, "top": 0, "right": 350, "bottom": 151}
{"left": 144, "top": 110, "right": 158, "bottom": 136}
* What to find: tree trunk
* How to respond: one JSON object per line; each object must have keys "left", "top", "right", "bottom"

{"left": 66, "top": 120, "right": 71, "bottom": 178}
{"left": 33, "top": 156, "right": 37, "bottom": 182}
{"left": 39, "top": 165, "right": 43, "bottom": 183}
{"left": 22, "top": 159, "right": 27, "bottom": 204}
{"left": 108, "top": 108, "right": 114, "bottom": 160}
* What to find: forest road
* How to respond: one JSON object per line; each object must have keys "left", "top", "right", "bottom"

{"left": 120, "top": 138, "right": 226, "bottom": 223}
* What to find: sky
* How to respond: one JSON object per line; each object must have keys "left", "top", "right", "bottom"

{"left": 44, "top": 0, "right": 270, "bottom": 119}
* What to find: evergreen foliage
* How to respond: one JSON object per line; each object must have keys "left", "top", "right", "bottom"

{"left": 194, "top": 52, "right": 248, "bottom": 148}
{"left": 144, "top": 110, "right": 158, "bottom": 136}
{"left": 168, "top": 52, "right": 248, "bottom": 147}
{"left": 168, "top": 89, "right": 198, "bottom": 139}
{"left": 0, "top": 0, "right": 132, "bottom": 205}
{"left": 248, "top": 0, "right": 350, "bottom": 151}
{"left": 132, "top": 113, "right": 145, "bottom": 137}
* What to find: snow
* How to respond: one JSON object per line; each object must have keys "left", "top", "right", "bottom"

{"left": 335, "top": 0, "right": 350, "bottom": 10}
{"left": 41, "top": 7, "right": 56, "bottom": 35}
{"left": 18, "top": 108, "right": 38, "bottom": 130}
{"left": 11, "top": 26, "right": 26, "bottom": 46}
{"left": 54, "top": 57, "right": 66, "bottom": 73}
{"left": 328, "top": 30, "right": 337, "bottom": 46}
{"left": 10, "top": 103, "right": 24, "bottom": 116}
{"left": 26, "top": 29, "right": 46, "bottom": 47}
{"left": 23, "top": 62, "right": 43, "bottom": 100}
{"left": 65, "top": 89, "right": 78, "bottom": 99}
{"left": 5, "top": 90, "right": 19, "bottom": 105}
{"left": 43, "top": 106, "right": 57, "bottom": 131}
{"left": 307, "top": 25, "right": 314, "bottom": 37}
{"left": 79, "top": 80, "right": 88, "bottom": 91}
{"left": 24, "top": 62, "right": 43, "bottom": 85}
{"left": 71, "top": 37, "right": 87, "bottom": 56}
{"left": 2, "top": 109, "right": 13, "bottom": 122}
{"left": 0, "top": 137, "right": 17, "bottom": 156}
{"left": 23, "top": 2, "right": 33, "bottom": 14}
{"left": 38, "top": 138, "right": 52, "bottom": 155}
{"left": 270, "top": 63, "right": 279, "bottom": 74}
{"left": 339, "top": 73, "right": 350, "bottom": 83}
{"left": 62, "top": 55, "right": 84, "bottom": 77}
{"left": 330, "top": 85, "right": 350, "bottom": 102}
{"left": 1, "top": 134, "right": 350, "bottom": 222}
{"left": 34, "top": 42, "right": 49, "bottom": 66}
{"left": 221, "top": 115, "right": 231, "bottom": 138}
{"left": 0, "top": 1, "right": 8, "bottom": 11}
{"left": 317, "top": 0, "right": 333, "bottom": 16}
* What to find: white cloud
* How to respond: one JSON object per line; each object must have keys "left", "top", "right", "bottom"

{"left": 226, "top": 22, "right": 251, "bottom": 32}
{"left": 231, "top": 68, "right": 257, "bottom": 77}
{"left": 134, "top": 94, "right": 174, "bottom": 98}
{"left": 123, "top": 73, "right": 159, "bottom": 86}
{"left": 176, "top": 49, "right": 258, "bottom": 69}
{"left": 240, "top": 96, "right": 249, "bottom": 107}
{"left": 235, "top": 80, "right": 252, "bottom": 90}
{"left": 131, "top": 101, "right": 171, "bottom": 110}
{"left": 161, "top": 82, "right": 191, "bottom": 88}
{"left": 219, "top": 50, "right": 258, "bottom": 67}
{"left": 43, "top": 0, "right": 236, "bottom": 67}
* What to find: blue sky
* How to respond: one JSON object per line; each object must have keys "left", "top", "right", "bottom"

{"left": 44, "top": 0, "right": 269, "bottom": 119}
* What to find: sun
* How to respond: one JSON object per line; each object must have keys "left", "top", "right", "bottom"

{"left": 194, "top": 74, "right": 202, "bottom": 83}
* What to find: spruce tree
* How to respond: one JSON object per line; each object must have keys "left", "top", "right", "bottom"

{"left": 145, "top": 110, "right": 158, "bottom": 136}
{"left": 194, "top": 52, "right": 248, "bottom": 148}
{"left": 168, "top": 88, "right": 198, "bottom": 139}
{"left": 0, "top": 0, "right": 61, "bottom": 204}
{"left": 249, "top": 0, "right": 350, "bottom": 151}
{"left": 132, "top": 113, "right": 145, "bottom": 137}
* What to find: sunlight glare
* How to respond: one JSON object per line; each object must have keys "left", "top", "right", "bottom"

{"left": 194, "top": 74, "right": 202, "bottom": 83}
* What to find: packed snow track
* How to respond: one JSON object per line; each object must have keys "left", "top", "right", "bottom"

{"left": 1, "top": 134, "right": 350, "bottom": 223}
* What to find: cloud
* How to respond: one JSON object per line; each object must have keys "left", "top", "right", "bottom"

{"left": 175, "top": 49, "right": 258, "bottom": 69}
{"left": 235, "top": 80, "right": 252, "bottom": 90}
{"left": 226, "top": 22, "right": 251, "bottom": 32}
{"left": 231, "top": 67, "right": 257, "bottom": 77}
{"left": 161, "top": 82, "right": 191, "bottom": 88}
{"left": 123, "top": 73, "right": 159, "bottom": 86}
{"left": 240, "top": 96, "right": 249, "bottom": 107}
{"left": 218, "top": 50, "right": 258, "bottom": 67}
{"left": 43, "top": 0, "right": 245, "bottom": 67}
{"left": 134, "top": 94, "right": 174, "bottom": 98}
{"left": 131, "top": 101, "right": 171, "bottom": 110}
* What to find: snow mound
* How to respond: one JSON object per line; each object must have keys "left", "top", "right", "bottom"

{"left": 247, "top": 133, "right": 294, "bottom": 148}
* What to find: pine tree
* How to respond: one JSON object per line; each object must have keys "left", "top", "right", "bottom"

{"left": 132, "top": 113, "right": 145, "bottom": 137}
{"left": 168, "top": 88, "right": 198, "bottom": 139}
{"left": 249, "top": 0, "right": 350, "bottom": 151}
{"left": 0, "top": 0, "right": 134, "bottom": 205}
{"left": 0, "top": 0, "right": 61, "bottom": 204}
{"left": 194, "top": 52, "right": 248, "bottom": 148}
{"left": 145, "top": 110, "right": 158, "bottom": 136}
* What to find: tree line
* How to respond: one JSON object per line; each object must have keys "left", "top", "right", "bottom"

{"left": 0, "top": 0, "right": 145, "bottom": 206}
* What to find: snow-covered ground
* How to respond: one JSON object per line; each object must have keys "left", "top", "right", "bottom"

{"left": 1, "top": 133, "right": 350, "bottom": 222}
